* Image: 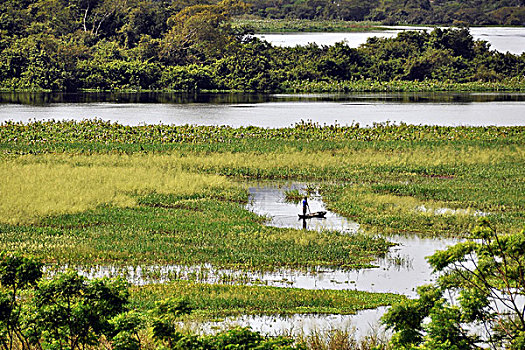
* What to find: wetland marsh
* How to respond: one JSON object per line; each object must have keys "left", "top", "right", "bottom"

{"left": 0, "top": 119, "right": 523, "bottom": 343}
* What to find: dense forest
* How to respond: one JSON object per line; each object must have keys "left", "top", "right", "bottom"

{"left": 248, "top": 0, "right": 525, "bottom": 25}
{"left": 1, "top": 0, "right": 525, "bottom": 92}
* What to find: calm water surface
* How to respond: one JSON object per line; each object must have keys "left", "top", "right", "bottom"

{"left": 256, "top": 26, "right": 525, "bottom": 54}
{"left": 1, "top": 92, "right": 524, "bottom": 127}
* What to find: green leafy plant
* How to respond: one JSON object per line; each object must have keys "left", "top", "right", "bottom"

{"left": 0, "top": 252, "right": 42, "bottom": 350}
{"left": 32, "top": 271, "right": 130, "bottom": 350}
{"left": 383, "top": 218, "right": 525, "bottom": 349}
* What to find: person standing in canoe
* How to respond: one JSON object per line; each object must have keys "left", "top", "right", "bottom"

{"left": 302, "top": 196, "right": 310, "bottom": 216}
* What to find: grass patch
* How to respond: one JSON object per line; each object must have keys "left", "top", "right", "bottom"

{"left": 0, "top": 153, "right": 243, "bottom": 225}
{"left": 1, "top": 121, "right": 523, "bottom": 237}
{"left": 0, "top": 161, "right": 389, "bottom": 269}
{"left": 131, "top": 281, "right": 404, "bottom": 318}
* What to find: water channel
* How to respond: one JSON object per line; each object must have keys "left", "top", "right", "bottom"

{"left": 1, "top": 92, "right": 524, "bottom": 127}
{"left": 51, "top": 182, "right": 461, "bottom": 339}
{"left": 228, "top": 183, "right": 460, "bottom": 338}
{"left": 256, "top": 26, "right": 525, "bottom": 54}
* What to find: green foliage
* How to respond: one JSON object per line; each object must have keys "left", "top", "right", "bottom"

{"left": 0, "top": 252, "right": 135, "bottom": 350}
{"left": 233, "top": 18, "right": 385, "bottom": 33}
{"left": 382, "top": 285, "right": 442, "bottom": 347}
{"left": 154, "top": 327, "right": 304, "bottom": 350}
{"left": 77, "top": 59, "right": 161, "bottom": 91}
{"left": 213, "top": 40, "right": 280, "bottom": 91}
{"left": 384, "top": 219, "right": 525, "bottom": 349}
{"left": 33, "top": 271, "right": 130, "bottom": 350}
{"left": 0, "top": 252, "right": 43, "bottom": 350}
{"left": 132, "top": 281, "right": 404, "bottom": 319}
{"left": 284, "top": 189, "right": 303, "bottom": 204}
{"left": 244, "top": 0, "right": 525, "bottom": 25}
{"left": 152, "top": 298, "right": 192, "bottom": 348}
{"left": 160, "top": 65, "right": 214, "bottom": 91}
{"left": 1, "top": 120, "right": 523, "bottom": 237}
{"left": 2, "top": 0, "right": 525, "bottom": 94}
{"left": 202, "top": 327, "right": 303, "bottom": 350}
{"left": 109, "top": 310, "right": 146, "bottom": 350}
{"left": 0, "top": 252, "right": 43, "bottom": 291}
{"left": 0, "top": 252, "right": 310, "bottom": 350}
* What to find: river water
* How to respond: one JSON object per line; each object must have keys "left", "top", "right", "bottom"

{"left": 1, "top": 92, "right": 524, "bottom": 127}
{"left": 256, "top": 26, "right": 525, "bottom": 54}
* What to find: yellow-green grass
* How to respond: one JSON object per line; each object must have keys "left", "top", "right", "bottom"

{"left": 0, "top": 153, "right": 243, "bottom": 225}
{"left": 176, "top": 145, "right": 521, "bottom": 175}
{"left": 173, "top": 145, "right": 524, "bottom": 235}
{"left": 131, "top": 281, "right": 405, "bottom": 318}
{"left": 0, "top": 153, "right": 389, "bottom": 268}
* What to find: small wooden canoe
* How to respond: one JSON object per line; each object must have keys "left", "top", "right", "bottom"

{"left": 298, "top": 211, "right": 327, "bottom": 219}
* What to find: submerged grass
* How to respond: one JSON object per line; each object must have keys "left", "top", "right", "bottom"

{"left": 131, "top": 281, "right": 404, "bottom": 318}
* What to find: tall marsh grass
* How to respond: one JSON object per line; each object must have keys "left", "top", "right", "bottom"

{"left": 0, "top": 154, "right": 240, "bottom": 224}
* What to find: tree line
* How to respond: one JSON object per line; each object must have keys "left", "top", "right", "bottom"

{"left": 1, "top": 0, "right": 525, "bottom": 92}
{"left": 248, "top": 0, "right": 525, "bottom": 26}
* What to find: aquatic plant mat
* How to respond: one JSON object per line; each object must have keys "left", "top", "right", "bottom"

{"left": 2, "top": 121, "right": 522, "bottom": 236}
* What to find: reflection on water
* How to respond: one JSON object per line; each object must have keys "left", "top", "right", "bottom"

{"left": 3, "top": 91, "right": 525, "bottom": 105}
{"left": 185, "top": 309, "right": 390, "bottom": 341}
{"left": 2, "top": 92, "right": 524, "bottom": 127}
{"left": 44, "top": 182, "right": 458, "bottom": 297}
{"left": 247, "top": 183, "right": 360, "bottom": 233}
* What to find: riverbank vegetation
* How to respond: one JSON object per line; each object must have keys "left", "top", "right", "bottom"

{"left": 383, "top": 219, "right": 525, "bottom": 349}
{"left": 1, "top": 0, "right": 525, "bottom": 92}
{"left": 232, "top": 18, "right": 386, "bottom": 32}
{"left": 244, "top": 0, "right": 525, "bottom": 26}
{"left": 0, "top": 251, "right": 402, "bottom": 349}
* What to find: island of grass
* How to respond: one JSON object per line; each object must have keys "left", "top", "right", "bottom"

{"left": 131, "top": 281, "right": 404, "bottom": 319}
{"left": 2, "top": 120, "right": 522, "bottom": 236}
